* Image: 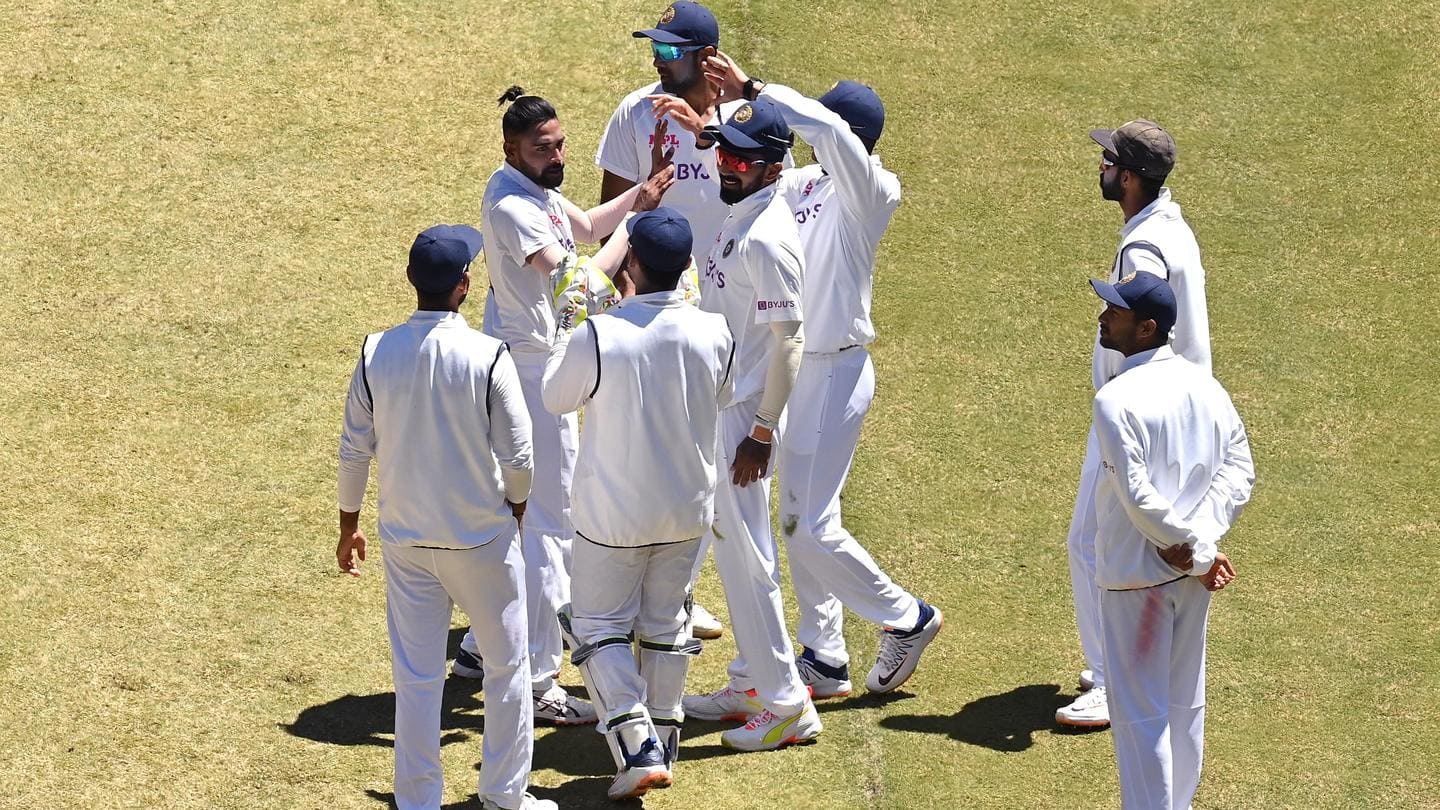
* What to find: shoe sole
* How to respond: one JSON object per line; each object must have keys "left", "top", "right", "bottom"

{"left": 692, "top": 627, "right": 724, "bottom": 640}
{"left": 1055, "top": 716, "right": 1110, "bottom": 729}
{"left": 720, "top": 732, "right": 820, "bottom": 753}
{"left": 609, "top": 771, "right": 673, "bottom": 800}
{"left": 808, "top": 685, "right": 853, "bottom": 700}
{"left": 451, "top": 664, "right": 484, "bottom": 679}
{"left": 538, "top": 715, "right": 599, "bottom": 727}
{"left": 866, "top": 612, "right": 944, "bottom": 693}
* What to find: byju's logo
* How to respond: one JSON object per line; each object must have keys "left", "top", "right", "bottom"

{"left": 757, "top": 300, "right": 796, "bottom": 312}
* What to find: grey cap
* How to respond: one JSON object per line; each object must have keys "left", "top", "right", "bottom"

{"left": 1090, "top": 119, "right": 1176, "bottom": 179}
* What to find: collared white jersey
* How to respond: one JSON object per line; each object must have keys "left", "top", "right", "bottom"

{"left": 338, "top": 311, "right": 534, "bottom": 549}
{"left": 1092, "top": 188, "right": 1211, "bottom": 389}
{"left": 597, "top": 83, "right": 747, "bottom": 256}
{"left": 700, "top": 183, "right": 805, "bottom": 406}
{"left": 766, "top": 83, "right": 901, "bottom": 353}
{"left": 1092, "top": 346, "right": 1255, "bottom": 590}
{"left": 541, "top": 290, "right": 735, "bottom": 547}
{"left": 481, "top": 162, "right": 578, "bottom": 354}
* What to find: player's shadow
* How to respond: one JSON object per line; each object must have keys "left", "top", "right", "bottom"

{"left": 879, "top": 683, "right": 1100, "bottom": 752}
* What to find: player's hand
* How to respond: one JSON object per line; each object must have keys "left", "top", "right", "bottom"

{"left": 1158, "top": 542, "right": 1194, "bottom": 571}
{"left": 509, "top": 499, "right": 527, "bottom": 529}
{"left": 337, "top": 527, "right": 367, "bottom": 577}
{"left": 647, "top": 94, "right": 710, "bottom": 138}
{"left": 648, "top": 118, "right": 676, "bottom": 178}
{"left": 1201, "top": 552, "right": 1236, "bottom": 591}
{"left": 731, "top": 436, "right": 771, "bottom": 487}
{"left": 703, "top": 51, "right": 748, "bottom": 102}
{"left": 633, "top": 163, "right": 675, "bottom": 212}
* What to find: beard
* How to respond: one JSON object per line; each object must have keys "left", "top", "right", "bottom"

{"left": 1100, "top": 170, "right": 1123, "bottom": 201}
{"left": 538, "top": 164, "right": 565, "bottom": 189}
{"left": 719, "top": 170, "right": 765, "bottom": 205}
{"left": 659, "top": 71, "right": 699, "bottom": 95}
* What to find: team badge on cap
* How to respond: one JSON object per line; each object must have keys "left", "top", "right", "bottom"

{"left": 723, "top": 239, "right": 735, "bottom": 257}
{"left": 734, "top": 104, "right": 753, "bottom": 123}
{"left": 659, "top": 4, "right": 676, "bottom": 22}
{"left": 1120, "top": 272, "right": 1137, "bottom": 283}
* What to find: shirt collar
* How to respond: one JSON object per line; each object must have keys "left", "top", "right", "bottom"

{"left": 409, "top": 309, "right": 468, "bottom": 326}
{"left": 623, "top": 289, "right": 686, "bottom": 307}
{"left": 499, "top": 161, "right": 550, "bottom": 201}
{"left": 1118, "top": 343, "right": 1175, "bottom": 375}
{"left": 1119, "top": 187, "right": 1171, "bottom": 238}
{"left": 726, "top": 181, "right": 779, "bottom": 220}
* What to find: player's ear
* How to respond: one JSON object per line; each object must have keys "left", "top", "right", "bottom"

{"left": 457, "top": 270, "right": 471, "bottom": 298}
{"left": 502, "top": 137, "right": 516, "bottom": 162}
{"left": 763, "top": 162, "right": 784, "bottom": 183}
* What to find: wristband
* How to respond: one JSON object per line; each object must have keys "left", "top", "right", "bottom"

{"left": 743, "top": 77, "right": 765, "bottom": 101}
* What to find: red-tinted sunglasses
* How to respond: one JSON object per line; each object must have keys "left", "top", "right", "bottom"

{"left": 716, "top": 147, "right": 768, "bottom": 174}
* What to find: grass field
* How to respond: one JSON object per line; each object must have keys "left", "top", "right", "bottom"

{"left": 3, "top": 0, "right": 1438, "bottom": 807}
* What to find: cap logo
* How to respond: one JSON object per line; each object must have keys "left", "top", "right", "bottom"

{"left": 659, "top": 5, "right": 676, "bottom": 23}
{"left": 1119, "top": 273, "right": 1137, "bottom": 284}
{"left": 734, "top": 104, "right": 753, "bottom": 123}
{"left": 722, "top": 239, "right": 735, "bottom": 258}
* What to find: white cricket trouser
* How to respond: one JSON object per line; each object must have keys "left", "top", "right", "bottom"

{"left": 384, "top": 537, "right": 533, "bottom": 810}
{"left": 1101, "top": 576, "right": 1211, "bottom": 810}
{"left": 1067, "top": 426, "right": 1106, "bottom": 689}
{"left": 571, "top": 537, "right": 701, "bottom": 730}
{"left": 712, "top": 398, "right": 809, "bottom": 715}
{"left": 779, "top": 348, "right": 919, "bottom": 668}
{"left": 463, "top": 350, "right": 575, "bottom": 692}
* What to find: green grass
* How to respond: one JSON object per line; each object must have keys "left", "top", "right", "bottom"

{"left": 2, "top": 0, "right": 1437, "bottom": 807}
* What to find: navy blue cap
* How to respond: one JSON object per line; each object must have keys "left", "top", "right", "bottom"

{"left": 1090, "top": 272, "right": 1177, "bottom": 336}
{"left": 818, "top": 81, "right": 885, "bottom": 143}
{"left": 706, "top": 97, "right": 794, "bottom": 161}
{"left": 627, "top": 207, "right": 693, "bottom": 274}
{"left": 408, "top": 224, "right": 483, "bottom": 294}
{"left": 633, "top": 2, "right": 719, "bottom": 47}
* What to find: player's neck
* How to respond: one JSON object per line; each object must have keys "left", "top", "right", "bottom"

{"left": 680, "top": 82, "right": 719, "bottom": 117}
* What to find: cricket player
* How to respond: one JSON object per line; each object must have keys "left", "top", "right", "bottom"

{"left": 1087, "top": 272, "right": 1252, "bottom": 808}
{"left": 679, "top": 97, "right": 823, "bottom": 751}
{"left": 453, "top": 87, "right": 675, "bottom": 726}
{"left": 542, "top": 208, "right": 734, "bottom": 800}
{"left": 1058, "top": 119, "right": 1213, "bottom": 728}
{"left": 701, "top": 56, "right": 945, "bottom": 699}
{"left": 598, "top": 0, "right": 746, "bottom": 640}
{"left": 336, "top": 225, "right": 554, "bottom": 810}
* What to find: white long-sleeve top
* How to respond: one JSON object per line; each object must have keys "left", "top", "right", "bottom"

{"left": 1092, "top": 188, "right": 1212, "bottom": 390}
{"left": 541, "top": 289, "right": 735, "bottom": 547}
{"left": 764, "top": 83, "right": 902, "bottom": 354}
{"left": 1092, "top": 345, "right": 1255, "bottom": 590}
{"left": 338, "top": 310, "right": 533, "bottom": 549}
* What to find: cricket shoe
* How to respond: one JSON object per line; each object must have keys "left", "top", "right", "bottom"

{"left": 866, "top": 601, "right": 943, "bottom": 693}
{"left": 481, "top": 793, "right": 557, "bottom": 810}
{"left": 691, "top": 603, "right": 724, "bottom": 640}
{"left": 720, "top": 702, "right": 822, "bottom": 752}
{"left": 682, "top": 685, "right": 762, "bottom": 722}
{"left": 607, "top": 735, "right": 673, "bottom": 801}
{"left": 1055, "top": 687, "right": 1110, "bottom": 728}
{"left": 451, "top": 648, "right": 483, "bottom": 680}
{"left": 533, "top": 684, "right": 598, "bottom": 726}
{"left": 796, "top": 648, "right": 852, "bottom": 699}
{"left": 1079, "top": 669, "right": 1096, "bottom": 692}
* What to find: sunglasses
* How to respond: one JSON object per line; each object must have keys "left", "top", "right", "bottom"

{"left": 651, "top": 42, "right": 704, "bottom": 62}
{"left": 1101, "top": 151, "right": 1142, "bottom": 172}
{"left": 716, "top": 147, "right": 767, "bottom": 173}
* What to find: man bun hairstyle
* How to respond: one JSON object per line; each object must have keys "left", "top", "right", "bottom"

{"left": 498, "top": 85, "right": 558, "bottom": 140}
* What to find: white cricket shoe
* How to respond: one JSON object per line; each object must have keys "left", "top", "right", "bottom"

{"left": 691, "top": 603, "right": 724, "bottom": 640}
{"left": 1055, "top": 686, "right": 1110, "bottom": 728}
{"left": 451, "top": 647, "right": 483, "bottom": 679}
{"left": 682, "top": 685, "right": 762, "bottom": 722}
{"left": 607, "top": 734, "right": 673, "bottom": 800}
{"left": 533, "top": 684, "right": 598, "bottom": 726}
{"left": 796, "top": 648, "right": 853, "bottom": 699}
{"left": 1079, "top": 669, "right": 1096, "bottom": 692}
{"left": 481, "top": 792, "right": 557, "bottom": 810}
{"left": 866, "top": 602, "right": 943, "bottom": 693}
{"left": 719, "top": 702, "right": 822, "bottom": 752}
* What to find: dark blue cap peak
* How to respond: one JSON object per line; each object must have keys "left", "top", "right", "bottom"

{"left": 628, "top": 207, "right": 693, "bottom": 274}
{"left": 409, "top": 224, "right": 483, "bottom": 294}
{"left": 1090, "top": 272, "right": 1177, "bottom": 335}
{"left": 819, "top": 80, "right": 885, "bottom": 143}
{"left": 633, "top": 2, "right": 719, "bottom": 47}
{"left": 707, "top": 96, "right": 793, "bottom": 161}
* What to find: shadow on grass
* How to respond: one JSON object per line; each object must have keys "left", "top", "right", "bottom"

{"left": 365, "top": 776, "right": 619, "bottom": 809}
{"left": 879, "top": 683, "right": 1104, "bottom": 752}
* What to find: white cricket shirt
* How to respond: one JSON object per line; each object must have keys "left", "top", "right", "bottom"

{"left": 541, "top": 289, "right": 735, "bottom": 547}
{"left": 765, "top": 83, "right": 901, "bottom": 354}
{"left": 596, "top": 83, "right": 746, "bottom": 258}
{"left": 1092, "top": 345, "right": 1255, "bottom": 590}
{"left": 481, "top": 161, "right": 578, "bottom": 354}
{"left": 1092, "top": 188, "right": 1212, "bottom": 389}
{"left": 700, "top": 182, "right": 805, "bottom": 407}
{"left": 338, "top": 310, "right": 534, "bottom": 548}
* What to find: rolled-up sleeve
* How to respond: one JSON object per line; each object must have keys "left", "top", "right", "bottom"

{"left": 488, "top": 347, "right": 534, "bottom": 503}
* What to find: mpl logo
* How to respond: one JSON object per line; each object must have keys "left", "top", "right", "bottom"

{"left": 757, "top": 300, "right": 796, "bottom": 312}
{"left": 647, "top": 132, "right": 682, "bottom": 147}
